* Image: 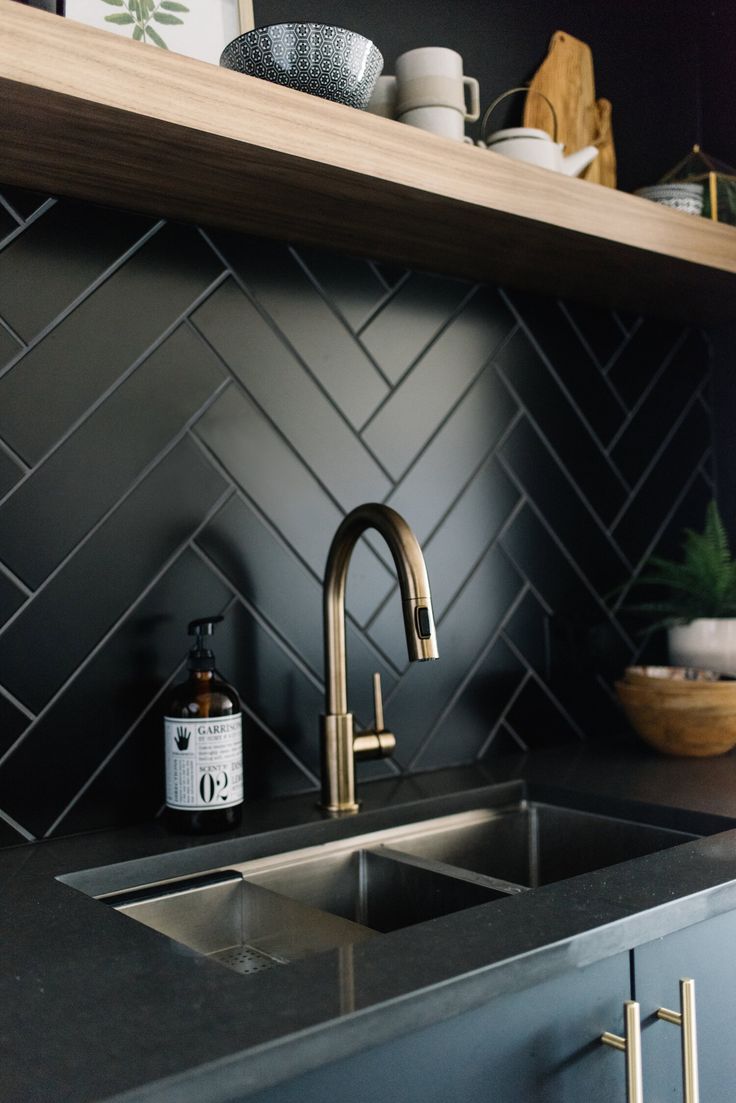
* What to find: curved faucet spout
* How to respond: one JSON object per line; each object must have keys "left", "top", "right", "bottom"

{"left": 321, "top": 503, "right": 439, "bottom": 813}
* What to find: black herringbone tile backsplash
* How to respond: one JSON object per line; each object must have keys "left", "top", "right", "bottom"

{"left": 0, "top": 187, "right": 713, "bottom": 845}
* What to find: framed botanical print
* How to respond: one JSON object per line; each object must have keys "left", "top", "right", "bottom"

{"left": 61, "top": 0, "right": 255, "bottom": 63}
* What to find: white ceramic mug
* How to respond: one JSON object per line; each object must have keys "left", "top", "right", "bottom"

{"left": 395, "top": 47, "right": 480, "bottom": 141}
{"left": 366, "top": 75, "right": 398, "bottom": 119}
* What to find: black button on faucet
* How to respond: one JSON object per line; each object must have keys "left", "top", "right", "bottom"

{"left": 416, "top": 606, "right": 432, "bottom": 638}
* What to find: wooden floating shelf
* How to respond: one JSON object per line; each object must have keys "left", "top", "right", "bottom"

{"left": 2, "top": 1, "right": 735, "bottom": 322}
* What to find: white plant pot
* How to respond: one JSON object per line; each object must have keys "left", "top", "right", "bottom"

{"left": 668, "top": 618, "right": 736, "bottom": 675}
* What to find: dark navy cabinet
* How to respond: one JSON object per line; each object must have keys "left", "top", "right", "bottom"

{"left": 635, "top": 909, "right": 736, "bottom": 1103}
{"left": 248, "top": 952, "right": 631, "bottom": 1103}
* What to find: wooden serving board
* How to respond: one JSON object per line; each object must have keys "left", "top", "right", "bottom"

{"left": 523, "top": 30, "right": 617, "bottom": 188}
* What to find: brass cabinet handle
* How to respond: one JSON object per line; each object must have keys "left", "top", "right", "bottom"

{"left": 657, "top": 978, "right": 699, "bottom": 1103}
{"left": 602, "top": 1000, "right": 644, "bottom": 1103}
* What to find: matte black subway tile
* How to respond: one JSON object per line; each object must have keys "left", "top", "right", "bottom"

{"left": 0, "top": 571, "right": 26, "bottom": 631}
{"left": 645, "top": 473, "right": 713, "bottom": 564}
{"left": 359, "top": 272, "right": 472, "bottom": 384}
{"left": 503, "top": 591, "right": 549, "bottom": 679}
{"left": 214, "top": 602, "right": 323, "bottom": 778}
{"left": 368, "top": 453, "right": 520, "bottom": 671}
{"left": 504, "top": 679, "right": 580, "bottom": 749}
{"left": 386, "top": 362, "right": 518, "bottom": 542}
{"left": 611, "top": 329, "right": 710, "bottom": 484}
{"left": 494, "top": 327, "right": 627, "bottom": 524}
{"left": 608, "top": 318, "right": 689, "bottom": 408}
{"left": 192, "top": 279, "right": 390, "bottom": 509}
{"left": 0, "top": 438, "right": 227, "bottom": 712}
{"left": 0, "top": 324, "right": 22, "bottom": 370}
{"left": 387, "top": 543, "right": 523, "bottom": 768}
{"left": 0, "top": 550, "right": 232, "bottom": 837}
{"left": 0, "top": 817, "right": 28, "bottom": 845}
{"left": 414, "top": 637, "right": 525, "bottom": 769}
{"left": 0, "top": 186, "right": 50, "bottom": 221}
{"left": 0, "top": 205, "right": 18, "bottom": 243}
{"left": 500, "top": 418, "right": 629, "bottom": 594}
{"left": 424, "top": 456, "right": 520, "bottom": 618}
{"left": 505, "top": 288, "right": 623, "bottom": 443}
{"left": 612, "top": 404, "right": 712, "bottom": 566}
{"left": 292, "top": 245, "right": 388, "bottom": 330}
{"left": 0, "top": 325, "right": 225, "bottom": 589}
{"left": 562, "top": 300, "right": 630, "bottom": 368}
{"left": 50, "top": 711, "right": 167, "bottom": 836}
{"left": 500, "top": 505, "right": 602, "bottom": 624}
{"left": 0, "top": 224, "right": 223, "bottom": 464}
{"left": 363, "top": 288, "right": 515, "bottom": 479}
{"left": 0, "top": 692, "right": 31, "bottom": 759}
{"left": 0, "top": 447, "right": 23, "bottom": 500}
{"left": 194, "top": 495, "right": 398, "bottom": 724}
{"left": 194, "top": 386, "right": 395, "bottom": 626}
{"left": 0, "top": 199, "right": 154, "bottom": 341}
{"left": 210, "top": 233, "right": 388, "bottom": 427}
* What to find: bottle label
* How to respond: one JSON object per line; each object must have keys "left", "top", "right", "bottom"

{"left": 164, "top": 714, "right": 243, "bottom": 810}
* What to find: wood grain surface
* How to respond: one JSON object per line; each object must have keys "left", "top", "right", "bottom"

{"left": 524, "top": 30, "right": 617, "bottom": 188}
{"left": 1, "top": 2, "right": 734, "bottom": 320}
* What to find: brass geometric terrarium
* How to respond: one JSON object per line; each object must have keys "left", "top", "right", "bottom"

{"left": 659, "top": 145, "right": 736, "bottom": 224}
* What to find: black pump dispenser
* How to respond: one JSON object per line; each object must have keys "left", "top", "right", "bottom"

{"left": 163, "top": 613, "right": 243, "bottom": 834}
{"left": 187, "top": 615, "right": 222, "bottom": 672}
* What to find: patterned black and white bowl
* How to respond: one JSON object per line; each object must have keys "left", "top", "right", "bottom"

{"left": 220, "top": 23, "right": 383, "bottom": 110}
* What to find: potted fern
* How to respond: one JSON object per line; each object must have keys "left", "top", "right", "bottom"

{"left": 627, "top": 500, "right": 736, "bottom": 673}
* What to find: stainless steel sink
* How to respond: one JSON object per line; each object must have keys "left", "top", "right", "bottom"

{"left": 383, "top": 803, "right": 697, "bottom": 888}
{"left": 102, "top": 799, "right": 696, "bottom": 976}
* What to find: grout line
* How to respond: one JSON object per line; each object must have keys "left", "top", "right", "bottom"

{"left": 0, "top": 219, "right": 166, "bottom": 385}
{"left": 0, "top": 376, "right": 231, "bottom": 617}
{"left": 605, "top": 328, "right": 691, "bottom": 454}
{"left": 0, "top": 269, "right": 231, "bottom": 498}
{"left": 494, "top": 367, "right": 633, "bottom": 571}
{"left": 355, "top": 269, "right": 412, "bottom": 333}
{"left": 0, "top": 197, "right": 57, "bottom": 246}
{"left": 188, "top": 541, "right": 324, "bottom": 691}
{"left": 602, "top": 315, "right": 643, "bottom": 375}
{"left": 499, "top": 288, "right": 631, "bottom": 481}
{"left": 0, "top": 806, "right": 35, "bottom": 842}
{"left": 193, "top": 232, "right": 398, "bottom": 489}
{"left": 0, "top": 312, "right": 26, "bottom": 351}
{"left": 474, "top": 675, "right": 531, "bottom": 763}
{"left": 405, "top": 579, "right": 531, "bottom": 769}
{"left": 608, "top": 385, "right": 709, "bottom": 533}
{"left": 496, "top": 452, "right": 637, "bottom": 654}
{"left": 240, "top": 699, "right": 320, "bottom": 789}
{"left": 287, "top": 245, "right": 394, "bottom": 387}
{"left": 356, "top": 283, "right": 483, "bottom": 437}
{"left": 0, "top": 557, "right": 32, "bottom": 598}
{"left": 0, "top": 191, "right": 25, "bottom": 228}
{"left": 0, "top": 486, "right": 236, "bottom": 767}
{"left": 0, "top": 681, "right": 36, "bottom": 722}
{"left": 0, "top": 432, "right": 31, "bottom": 475}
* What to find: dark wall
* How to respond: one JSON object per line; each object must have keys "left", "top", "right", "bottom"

{"left": 0, "top": 184, "right": 712, "bottom": 845}
{"left": 257, "top": 0, "right": 734, "bottom": 188}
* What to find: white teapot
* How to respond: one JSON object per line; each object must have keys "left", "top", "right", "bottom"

{"left": 478, "top": 87, "right": 598, "bottom": 177}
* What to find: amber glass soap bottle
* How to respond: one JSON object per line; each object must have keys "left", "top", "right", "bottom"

{"left": 164, "top": 616, "right": 243, "bottom": 834}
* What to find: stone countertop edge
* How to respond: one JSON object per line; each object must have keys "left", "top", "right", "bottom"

{"left": 7, "top": 745, "right": 736, "bottom": 1103}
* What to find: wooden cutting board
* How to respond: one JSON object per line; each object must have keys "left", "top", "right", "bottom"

{"left": 522, "top": 30, "right": 617, "bottom": 188}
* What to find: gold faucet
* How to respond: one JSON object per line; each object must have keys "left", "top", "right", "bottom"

{"left": 320, "top": 503, "right": 439, "bottom": 814}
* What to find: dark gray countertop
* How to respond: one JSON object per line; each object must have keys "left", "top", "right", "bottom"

{"left": 7, "top": 745, "right": 736, "bottom": 1103}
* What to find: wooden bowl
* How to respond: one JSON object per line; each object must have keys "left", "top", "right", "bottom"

{"left": 624, "top": 666, "right": 735, "bottom": 694}
{"left": 615, "top": 679, "right": 736, "bottom": 756}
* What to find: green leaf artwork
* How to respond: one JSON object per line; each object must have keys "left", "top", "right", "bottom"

{"left": 98, "top": 0, "right": 189, "bottom": 48}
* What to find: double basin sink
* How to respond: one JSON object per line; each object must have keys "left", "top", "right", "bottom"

{"left": 102, "top": 799, "right": 695, "bottom": 976}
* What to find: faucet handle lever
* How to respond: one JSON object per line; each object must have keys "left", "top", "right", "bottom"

{"left": 372, "top": 672, "right": 385, "bottom": 732}
{"left": 353, "top": 673, "right": 396, "bottom": 761}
